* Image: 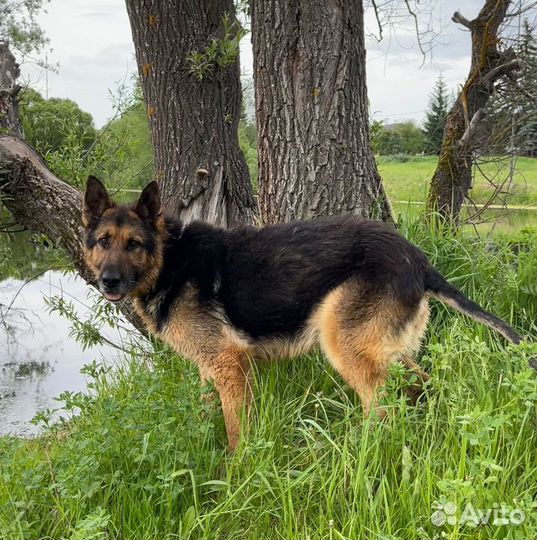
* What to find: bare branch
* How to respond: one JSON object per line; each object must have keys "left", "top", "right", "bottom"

{"left": 459, "top": 108, "right": 485, "bottom": 148}
{"left": 452, "top": 11, "right": 472, "bottom": 29}
{"left": 506, "top": 1, "right": 537, "bottom": 18}
{"left": 403, "top": 0, "right": 427, "bottom": 57}
{"left": 482, "top": 58, "right": 524, "bottom": 85}
{"left": 370, "top": 0, "right": 383, "bottom": 41}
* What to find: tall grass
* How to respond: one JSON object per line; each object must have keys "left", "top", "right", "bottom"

{"left": 1, "top": 222, "right": 536, "bottom": 540}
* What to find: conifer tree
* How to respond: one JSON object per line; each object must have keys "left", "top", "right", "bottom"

{"left": 423, "top": 75, "right": 449, "bottom": 155}
{"left": 517, "top": 19, "right": 537, "bottom": 156}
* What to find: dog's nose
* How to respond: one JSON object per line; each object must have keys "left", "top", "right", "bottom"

{"left": 101, "top": 270, "right": 121, "bottom": 290}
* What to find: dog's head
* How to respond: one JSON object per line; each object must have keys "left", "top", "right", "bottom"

{"left": 82, "top": 176, "right": 164, "bottom": 302}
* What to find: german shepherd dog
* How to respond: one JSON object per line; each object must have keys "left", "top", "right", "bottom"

{"left": 82, "top": 176, "right": 525, "bottom": 450}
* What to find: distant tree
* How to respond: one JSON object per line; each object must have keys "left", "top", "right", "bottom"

{"left": 371, "top": 121, "right": 426, "bottom": 155}
{"left": 238, "top": 119, "right": 257, "bottom": 187}
{"left": 103, "top": 97, "right": 154, "bottom": 188}
{"left": 509, "top": 19, "right": 537, "bottom": 157}
{"left": 0, "top": 1, "right": 48, "bottom": 138}
{"left": 370, "top": 120, "right": 384, "bottom": 155}
{"left": 397, "top": 122, "right": 427, "bottom": 154}
{"left": 19, "top": 88, "right": 97, "bottom": 152}
{"left": 423, "top": 75, "right": 449, "bottom": 155}
{"left": 36, "top": 87, "right": 154, "bottom": 191}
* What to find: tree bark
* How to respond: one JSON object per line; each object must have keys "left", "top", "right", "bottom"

{"left": 0, "top": 137, "right": 86, "bottom": 273}
{"left": 427, "top": 1, "right": 522, "bottom": 222}
{"left": 125, "top": 0, "right": 256, "bottom": 227}
{"left": 252, "top": 0, "right": 392, "bottom": 224}
{"left": 0, "top": 41, "right": 23, "bottom": 137}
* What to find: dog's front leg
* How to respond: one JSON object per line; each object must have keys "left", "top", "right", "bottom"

{"left": 210, "top": 349, "right": 252, "bottom": 451}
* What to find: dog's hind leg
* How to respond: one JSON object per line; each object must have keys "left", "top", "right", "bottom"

{"left": 398, "top": 300, "right": 430, "bottom": 404}
{"left": 316, "top": 287, "right": 391, "bottom": 418}
{"left": 320, "top": 324, "right": 390, "bottom": 418}
{"left": 316, "top": 284, "right": 430, "bottom": 417}
{"left": 326, "top": 347, "right": 389, "bottom": 418}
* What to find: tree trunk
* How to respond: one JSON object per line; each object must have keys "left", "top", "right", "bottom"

{"left": 427, "top": 1, "right": 522, "bottom": 222}
{"left": 0, "top": 41, "right": 23, "bottom": 137}
{"left": 0, "top": 138, "right": 87, "bottom": 273}
{"left": 251, "top": 0, "right": 392, "bottom": 224}
{"left": 125, "top": 0, "right": 256, "bottom": 227}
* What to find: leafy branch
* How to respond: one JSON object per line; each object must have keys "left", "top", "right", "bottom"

{"left": 186, "top": 13, "right": 246, "bottom": 81}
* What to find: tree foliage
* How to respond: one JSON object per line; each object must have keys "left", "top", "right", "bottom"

{"left": 371, "top": 120, "right": 426, "bottom": 156}
{"left": 238, "top": 119, "right": 257, "bottom": 187}
{"left": 517, "top": 20, "right": 537, "bottom": 157}
{"left": 102, "top": 98, "right": 154, "bottom": 189}
{"left": 19, "top": 88, "right": 96, "bottom": 153}
{"left": 422, "top": 75, "right": 449, "bottom": 155}
{"left": 0, "top": 0, "right": 48, "bottom": 55}
{"left": 518, "top": 20, "right": 537, "bottom": 156}
{"left": 11, "top": 83, "right": 154, "bottom": 192}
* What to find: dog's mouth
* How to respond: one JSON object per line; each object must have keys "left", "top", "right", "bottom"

{"left": 102, "top": 291, "right": 125, "bottom": 302}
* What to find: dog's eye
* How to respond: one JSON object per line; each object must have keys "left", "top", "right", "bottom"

{"left": 98, "top": 237, "right": 109, "bottom": 249}
{"left": 126, "top": 239, "right": 141, "bottom": 251}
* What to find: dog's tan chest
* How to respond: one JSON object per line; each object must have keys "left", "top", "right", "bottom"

{"left": 133, "top": 286, "right": 233, "bottom": 364}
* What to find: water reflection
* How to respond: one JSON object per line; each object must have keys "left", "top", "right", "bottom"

{"left": 0, "top": 270, "right": 132, "bottom": 436}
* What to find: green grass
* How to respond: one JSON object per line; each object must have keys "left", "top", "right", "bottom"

{"left": 1, "top": 223, "right": 537, "bottom": 540}
{"left": 378, "top": 155, "right": 537, "bottom": 207}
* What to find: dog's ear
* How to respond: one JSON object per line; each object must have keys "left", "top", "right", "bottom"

{"left": 83, "top": 175, "right": 114, "bottom": 226}
{"left": 134, "top": 181, "right": 161, "bottom": 222}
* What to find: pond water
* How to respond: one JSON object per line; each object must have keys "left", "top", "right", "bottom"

{"left": 0, "top": 235, "right": 134, "bottom": 436}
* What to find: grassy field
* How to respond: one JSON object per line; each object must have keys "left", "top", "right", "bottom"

{"left": 377, "top": 155, "right": 537, "bottom": 235}
{"left": 378, "top": 155, "right": 537, "bottom": 207}
{"left": 1, "top": 222, "right": 536, "bottom": 540}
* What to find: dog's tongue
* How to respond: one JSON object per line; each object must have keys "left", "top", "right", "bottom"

{"left": 104, "top": 292, "right": 123, "bottom": 302}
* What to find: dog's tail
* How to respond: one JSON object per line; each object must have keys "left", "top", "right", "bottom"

{"left": 424, "top": 267, "right": 522, "bottom": 344}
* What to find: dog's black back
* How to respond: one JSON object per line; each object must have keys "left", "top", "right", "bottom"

{"left": 144, "top": 215, "right": 430, "bottom": 339}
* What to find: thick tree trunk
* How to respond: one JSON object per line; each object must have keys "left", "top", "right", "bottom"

{"left": 252, "top": 0, "right": 392, "bottom": 224}
{"left": 125, "top": 0, "right": 256, "bottom": 227}
{"left": 0, "top": 41, "right": 23, "bottom": 137}
{"left": 427, "top": 1, "right": 522, "bottom": 222}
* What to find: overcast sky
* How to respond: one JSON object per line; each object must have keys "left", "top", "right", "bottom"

{"left": 20, "top": 0, "right": 489, "bottom": 128}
